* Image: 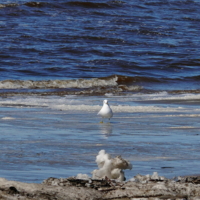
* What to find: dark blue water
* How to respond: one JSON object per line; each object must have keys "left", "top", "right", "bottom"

{"left": 0, "top": 0, "right": 200, "bottom": 95}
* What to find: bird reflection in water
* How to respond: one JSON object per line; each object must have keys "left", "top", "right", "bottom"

{"left": 99, "top": 123, "right": 113, "bottom": 138}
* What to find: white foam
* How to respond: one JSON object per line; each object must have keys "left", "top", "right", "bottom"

{"left": 104, "top": 93, "right": 114, "bottom": 96}
{"left": 92, "top": 150, "right": 132, "bottom": 181}
{"left": 170, "top": 126, "right": 196, "bottom": 129}
{"left": 0, "top": 95, "right": 196, "bottom": 113}
{"left": 1, "top": 117, "right": 15, "bottom": 120}
{"left": 0, "top": 77, "right": 118, "bottom": 89}
{"left": 131, "top": 91, "right": 200, "bottom": 101}
{"left": 1, "top": 91, "right": 200, "bottom": 116}
{"left": 75, "top": 173, "right": 90, "bottom": 180}
{"left": 52, "top": 104, "right": 188, "bottom": 113}
{"left": 166, "top": 114, "right": 200, "bottom": 117}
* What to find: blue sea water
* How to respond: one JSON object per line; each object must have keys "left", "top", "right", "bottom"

{"left": 0, "top": 0, "right": 200, "bottom": 91}
{"left": 0, "top": 0, "right": 200, "bottom": 182}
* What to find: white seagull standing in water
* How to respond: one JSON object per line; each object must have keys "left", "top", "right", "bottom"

{"left": 97, "top": 99, "right": 113, "bottom": 123}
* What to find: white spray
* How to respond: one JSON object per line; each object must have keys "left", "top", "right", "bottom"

{"left": 91, "top": 150, "right": 132, "bottom": 181}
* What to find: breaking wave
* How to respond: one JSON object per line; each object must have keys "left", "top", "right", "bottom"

{"left": 0, "top": 76, "right": 118, "bottom": 89}
{"left": 0, "top": 75, "right": 171, "bottom": 90}
{"left": 0, "top": 75, "right": 144, "bottom": 96}
{"left": 1, "top": 75, "right": 200, "bottom": 97}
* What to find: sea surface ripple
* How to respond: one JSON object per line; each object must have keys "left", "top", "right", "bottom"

{"left": 0, "top": 0, "right": 200, "bottom": 95}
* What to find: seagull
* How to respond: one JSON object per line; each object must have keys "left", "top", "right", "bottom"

{"left": 97, "top": 99, "right": 113, "bottom": 123}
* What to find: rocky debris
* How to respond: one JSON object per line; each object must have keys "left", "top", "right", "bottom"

{"left": 1, "top": 174, "right": 200, "bottom": 200}
{"left": 177, "top": 175, "right": 200, "bottom": 184}
{"left": 0, "top": 177, "right": 102, "bottom": 200}
{"left": 43, "top": 177, "right": 113, "bottom": 189}
{"left": 129, "top": 172, "right": 167, "bottom": 184}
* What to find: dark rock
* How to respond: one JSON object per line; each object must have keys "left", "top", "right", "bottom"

{"left": 8, "top": 186, "right": 19, "bottom": 195}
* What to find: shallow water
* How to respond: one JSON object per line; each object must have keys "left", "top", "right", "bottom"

{"left": 0, "top": 95, "right": 200, "bottom": 182}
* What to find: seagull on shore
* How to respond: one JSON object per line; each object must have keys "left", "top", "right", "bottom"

{"left": 97, "top": 99, "right": 113, "bottom": 123}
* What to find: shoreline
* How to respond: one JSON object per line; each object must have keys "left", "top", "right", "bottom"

{"left": 1, "top": 174, "right": 200, "bottom": 200}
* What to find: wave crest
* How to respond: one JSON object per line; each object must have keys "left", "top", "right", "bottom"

{"left": 0, "top": 76, "right": 118, "bottom": 89}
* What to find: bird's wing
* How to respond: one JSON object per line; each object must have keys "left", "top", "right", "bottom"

{"left": 97, "top": 106, "right": 103, "bottom": 115}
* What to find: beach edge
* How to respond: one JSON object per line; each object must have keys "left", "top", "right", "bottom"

{"left": 1, "top": 175, "right": 200, "bottom": 200}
